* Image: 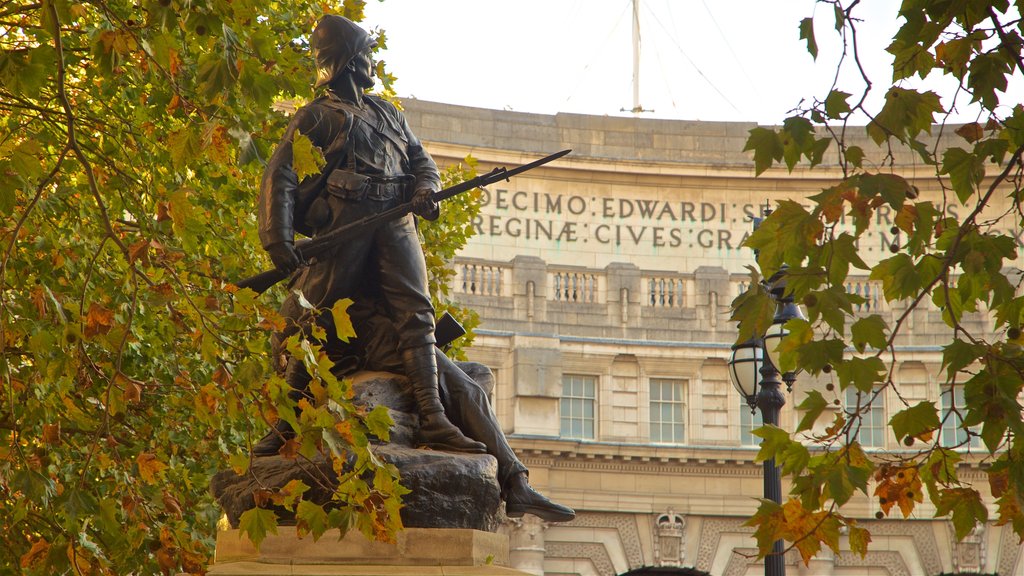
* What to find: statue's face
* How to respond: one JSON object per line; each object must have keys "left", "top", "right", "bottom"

{"left": 351, "top": 51, "right": 374, "bottom": 90}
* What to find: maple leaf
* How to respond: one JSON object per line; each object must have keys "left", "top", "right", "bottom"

{"left": 331, "top": 298, "right": 357, "bottom": 343}
{"left": 136, "top": 453, "right": 168, "bottom": 484}
{"left": 84, "top": 303, "right": 115, "bottom": 338}
{"left": 19, "top": 538, "right": 49, "bottom": 569}
{"left": 292, "top": 132, "right": 326, "bottom": 181}
{"left": 42, "top": 423, "right": 60, "bottom": 445}
{"left": 238, "top": 508, "right": 278, "bottom": 550}
{"left": 278, "top": 438, "right": 301, "bottom": 460}
{"left": 296, "top": 500, "right": 330, "bottom": 541}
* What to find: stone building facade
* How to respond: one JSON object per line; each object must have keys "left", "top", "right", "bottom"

{"left": 400, "top": 99, "right": 1024, "bottom": 576}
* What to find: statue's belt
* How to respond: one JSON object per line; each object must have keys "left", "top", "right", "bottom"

{"left": 326, "top": 169, "right": 413, "bottom": 201}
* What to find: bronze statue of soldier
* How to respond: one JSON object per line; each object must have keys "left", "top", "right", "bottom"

{"left": 254, "top": 14, "right": 574, "bottom": 522}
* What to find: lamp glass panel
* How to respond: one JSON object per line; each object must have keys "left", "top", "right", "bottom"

{"left": 729, "top": 343, "right": 762, "bottom": 399}
{"left": 764, "top": 322, "right": 786, "bottom": 372}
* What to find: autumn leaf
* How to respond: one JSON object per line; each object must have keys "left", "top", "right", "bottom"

{"left": 331, "top": 298, "right": 357, "bottom": 343}
{"left": 292, "top": 132, "right": 326, "bottom": 181}
{"left": 42, "top": 423, "right": 60, "bottom": 445}
{"left": 136, "top": 453, "right": 168, "bottom": 484}
{"left": 296, "top": 500, "right": 330, "bottom": 541}
{"left": 19, "top": 538, "right": 49, "bottom": 569}
{"left": 84, "top": 303, "right": 115, "bottom": 338}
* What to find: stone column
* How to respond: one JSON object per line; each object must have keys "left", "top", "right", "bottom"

{"left": 511, "top": 256, "right": 547, "bottom": 324}
{"left": 605, "top": 262, "right": 641, "bottom": 329}
{"left": 693, "top": 266, "right": 730, "bottom": 333}
{"left": 506, "top": 516, "right": 548, "bottom": 576}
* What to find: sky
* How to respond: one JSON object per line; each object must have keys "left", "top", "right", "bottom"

{"left": 359, "top": 0, "right": 1021, "bottom": 125}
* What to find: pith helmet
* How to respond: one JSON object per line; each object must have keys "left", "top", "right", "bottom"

{"left": 311, "top": 15, "right": 377, "bottom": 88}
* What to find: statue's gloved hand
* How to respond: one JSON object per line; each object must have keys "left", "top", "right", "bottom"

{"left": 266, "top": 241, "right": 302, "bottom": 274}
{"left": 411, "top": 187, "right": 439, "bottom": 221}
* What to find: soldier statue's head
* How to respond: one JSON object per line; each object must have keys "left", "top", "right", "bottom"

{"left": 311, "top": 15, "right": 377, "bottom": 90}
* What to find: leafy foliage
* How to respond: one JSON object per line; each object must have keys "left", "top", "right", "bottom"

{"left": 0, "top": 0, "right": 479, "bottom": 573}
{"left": 735, "top": 0, "right": 1024, "bottom": 566}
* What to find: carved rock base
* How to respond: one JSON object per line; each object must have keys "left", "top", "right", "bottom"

{"left": 208, "top": 527, "right": 531, "bottom": 575}
{"left": 210, "top": 368, "right": 502, "bottom": 532}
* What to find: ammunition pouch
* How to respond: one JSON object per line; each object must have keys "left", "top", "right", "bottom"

{"left": 326, "top": 169, "right": 371, "bottom": 200}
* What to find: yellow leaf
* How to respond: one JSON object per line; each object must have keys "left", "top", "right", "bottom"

{"left": 292, "top": 132, "right": 325, "bottom": 181}
{"left": 331, "top": 298, "right": 357, "bottom": 343}
{"left": 137, "top": 453, "right": 168, "bottom": 484}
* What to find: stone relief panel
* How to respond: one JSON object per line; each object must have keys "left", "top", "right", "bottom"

{"left": 695, "top": 516, "right": 750, "bottom": 571}
{"left": 722, "top": 548, "right": 799, "bottom": 576}
{"left": 861, "top": 520, "right": 941, "bottom": 575}
{"left": 559, "top": 511, "right": 645, "bottom": 570}
{"left": 998, "top": 523, "right": 1023, "bottom": 576}
{"left": 697, "top": 516, "right": 943, "bottom": 575}
{"left": 834, "top": 550, "right": 912, "bottom": 576}
{"left": 546, "top": 542, "right": 615, "bottom": 576}
{"left": 949, "top": 522, "right": 985, "bottom": 574}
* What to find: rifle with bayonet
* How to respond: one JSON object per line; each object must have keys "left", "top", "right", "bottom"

{"left": 234, "top": 149, "right": 571, "bottom": 295}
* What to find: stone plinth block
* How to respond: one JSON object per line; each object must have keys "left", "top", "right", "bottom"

{"left": 208, "top": 527, "right": 531, "bottom": 576}
{"left": 211, "top": 369, "right": 503, "bottom": 533}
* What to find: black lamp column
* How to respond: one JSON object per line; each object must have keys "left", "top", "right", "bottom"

{"left": 757, "top": 359, "right": 786, "bottom": 576}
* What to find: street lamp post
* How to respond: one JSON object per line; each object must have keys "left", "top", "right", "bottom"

{"left": 728, "top": 272, "right": 805, "bottom": 576}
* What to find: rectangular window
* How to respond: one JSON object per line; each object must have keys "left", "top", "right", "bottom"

{"left": 739, "top": 398, "right": 764, "bottom": 446}
{"left": 941, "top": 386, "right": 981, "bottom": 449}
{"left": 560, "top": 374, "right": 596, "bottom": 439}
{"left": 846, "top": 387, "right": 885, "bottom": 448}
{"left": 649, "top": 378, "right": 685, "bottom": 443}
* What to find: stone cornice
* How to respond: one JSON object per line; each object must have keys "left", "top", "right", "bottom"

{"left": 508, "top": 435, "right": 994, "bottom": 475}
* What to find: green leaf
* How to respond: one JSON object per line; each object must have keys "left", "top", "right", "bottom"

{"left": 796, "top": 338, "right": 846, "bottom": 374}
{"left": 238, "top": 507, "right": 278, "bottom": 550}
{"left": 870, "top": 254, "right": 922, "bottom": 301}
{"left": 796, "top": 390, "right": 828, "bottom": 433}
{"left": 730, "top": 273, "right": 775, "bottom": 344}
{"left": 744, "top": 127, "right": 784, "bottom": 175}
{"left": 167, "top": 127, "right": 202, "bottom": 170}
{"left": 804, "top": 286, "right": 854, "bottom": 334}
{"left": 753, "top": 424, "right": 793, "bottom": 463}
{"left": 940, "top": 147, "right": 985, "bottom": 203}
{"left": 821, "top": 445, "right": 873, "bottom": 506}
{"left": 889, "top": 401, "right": 940, "bottom": 442}
{"left": 799, "top": 18, "right": 818, "bottom": 60}
{"left": 365, "top": 404, "right": 393, "bottom": 442}
{"left": 935, "top": 488, "right": 988, "bottom": 540}
{"left": 887, "top": 38, "right": 936, "bottom": 81}
{"left": 845, "top": 145, "right": 865, "bottom": 168}
{"left": 296, "top": 500, "right": 330, "bottom": 541}
{"left": 197, "top": 51, "right": 239, "bottom": 98}
{"left": 866, "top": 87, "right": 943, "bottom": 145}
{"left": 850, "top": 315, "right": 889, "bottom": 354}
{"left": 292, "top": 131, "right": 326, "bottom": 181}
{"left": 968, "top": 52, "right": 1011, "bottom": 110}
{"left": 836, "top": 356, "right": 886, "bottom": 393}
{"left": 858, "top": 173, "right": 913, "bottom": 208}
{"left": 847, "top": 522, "right": 872, "bottom": 558}
{"left": 824, "top": 90, "right": 851, "bottom": 119}
{"left": 941, "top": 339, "right": 985, "bottom": 380}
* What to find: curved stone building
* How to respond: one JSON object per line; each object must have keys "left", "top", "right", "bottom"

{"left": 400, "top": 99, "right": 1024, "bottom": 576}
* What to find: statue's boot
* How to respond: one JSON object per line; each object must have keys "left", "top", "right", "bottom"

{"left": 252, "top": 363, "right": 311, "bottom": 457}
{"left": 403, "top": 345, "right": 487, "bottom": 454}
{"left": 504, "top": 472, "right": 576, "bottom": 522}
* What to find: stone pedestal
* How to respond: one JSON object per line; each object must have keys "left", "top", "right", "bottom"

{"left": 208, "top": 527, "right": 532, "bottom": 575}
